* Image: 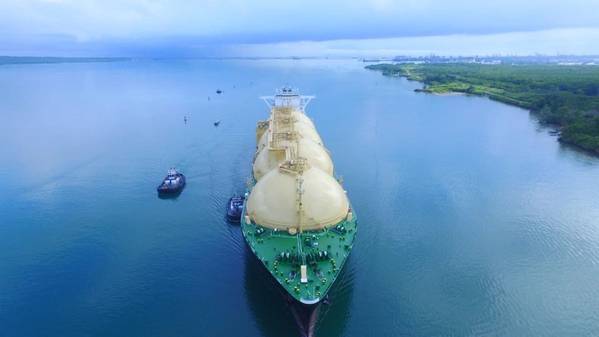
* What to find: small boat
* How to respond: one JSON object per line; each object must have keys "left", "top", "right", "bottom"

{"left": 157, "top": 168, "right": 186, "bottom": 195}
{"left": 216, "top": 89, "right": 223, "bottom": 94}
{"left": 226, "top": 195, "right": 245, "bottom": 222}
{"left": 214, "top": 120, "right": 221, "bottom": 126}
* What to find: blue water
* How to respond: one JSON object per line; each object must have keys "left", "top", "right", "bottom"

{"left": 1, "top": 59, "right": 599, "bottom": 337}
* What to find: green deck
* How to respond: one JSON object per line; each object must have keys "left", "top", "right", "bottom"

{"left": 241, "top": 200, "right": 357, "bottom": 304}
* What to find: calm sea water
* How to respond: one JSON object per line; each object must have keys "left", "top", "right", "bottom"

{"left": 1, "top": 59, "right": 599, "bottom": 337}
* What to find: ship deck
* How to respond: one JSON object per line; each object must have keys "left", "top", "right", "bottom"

{"left": 241, "top": 204, "right": 357, "bottom": 304}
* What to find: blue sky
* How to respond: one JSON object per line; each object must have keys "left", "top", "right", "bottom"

{"left": 1, "top": 0, "right": 599, "bottom": 57}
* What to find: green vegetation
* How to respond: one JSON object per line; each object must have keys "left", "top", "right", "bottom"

{"left": 367, "top": 63, "right": 599, "bottom": 154}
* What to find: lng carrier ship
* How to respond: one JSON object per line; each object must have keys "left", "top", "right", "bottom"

{"left": 241, "top": 87, "right": 357, "bottom": 336}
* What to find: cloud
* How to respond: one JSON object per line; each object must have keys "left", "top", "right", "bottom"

{"left": 0, "top": 0, "right": 598, "bottom": 56}
{"left": 229, "top": 28, "right": 599, "bottom": 58}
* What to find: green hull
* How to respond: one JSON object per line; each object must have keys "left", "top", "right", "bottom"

{"left": 241, "top": 196, "right": 357, "bottom": 304}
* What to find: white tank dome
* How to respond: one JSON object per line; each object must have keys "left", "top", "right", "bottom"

{"left": 253, "top": 138, "right": 333, "bottom": 180}
{"left": 257, "top": 129, "right": 269, "bottom": 151}
{"left": 246, "top": 165, "right": 349, "bottom": 230}
{"left": 294, "top": 112, "right": 316, "bottom": 129}
{"left": 294, "top": 122, "right": 322, "bottom": 144}
{"left": 253, "top": 147, "right": 286, "bottom": 180}
{"left": 257, "top": 122, "right": 323, "bottom": 150}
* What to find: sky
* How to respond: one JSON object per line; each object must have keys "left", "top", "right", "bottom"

{"left": 1, "top": 0, "right": 599, "bottom": 57}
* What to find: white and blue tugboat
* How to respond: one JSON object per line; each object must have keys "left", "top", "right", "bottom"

{"left": 226, "top": 195, "right": 245, "bottom": 223}
{"left": 157, "top": 168, "right": 186, "bottom": 195}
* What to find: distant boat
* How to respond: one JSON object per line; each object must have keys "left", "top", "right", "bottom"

{"left": 216, "top": 89, "right": 223, "bottom": 94}
{"left": 157, "top": 168, "right": 186, "bottom": 195}
{"left": 214, "top": 120, "right": 221, "bottom": 126}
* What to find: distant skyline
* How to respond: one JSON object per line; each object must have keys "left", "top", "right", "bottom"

{"left": 1, "top": 0, "right": 599, "bottom": 57}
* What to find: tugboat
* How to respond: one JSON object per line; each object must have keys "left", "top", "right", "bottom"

{"left": 214, "top": 120, "right": 221, "bottom": 127}
{"left": 241, "top": 88, "right": 357, "bottom": 337}
{"left": 157, "top": 168, "right": 186, "bottom": 195}
{"left": 216, "top": 89, "right": 223, "bottom": 94}
{"left": 226, "top": 195, "right": 245, "bottom": 223}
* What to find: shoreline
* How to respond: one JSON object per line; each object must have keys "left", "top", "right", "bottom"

{"left": 0, "top": 56, "right": 131, "bottom": 66}
{"left": 366, "top": 63, "right": 599, "bottom": 157}
{"left": 416, "top": 79, "right": 599, "bottom": 156}
{"left": 415, "top": 89, "right": 466, "bottom": 96}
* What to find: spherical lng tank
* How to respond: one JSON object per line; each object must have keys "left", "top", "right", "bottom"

{"left": 257, "top": 114, "right": 322, "bottom": 150}
{"left": 253, "top": 138, "right": 334, "bottom": 180}
{"left": 294, "top": 111, "right": 316, "bottom": 129}
{"left": 246, "top": 165, "right": 349, "bottom": 231}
